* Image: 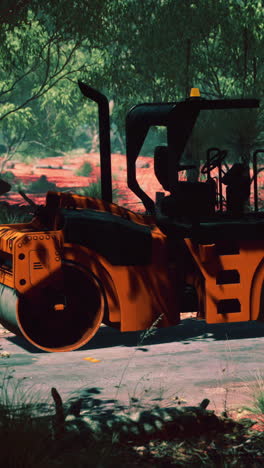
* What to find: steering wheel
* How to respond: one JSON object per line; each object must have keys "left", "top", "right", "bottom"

{"left": 201, "top": 148, "right": 227, "bottom": 174}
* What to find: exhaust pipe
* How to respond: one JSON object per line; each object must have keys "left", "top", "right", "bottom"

{"left": 78, "top": 81, "right": 112, "bottom": 203}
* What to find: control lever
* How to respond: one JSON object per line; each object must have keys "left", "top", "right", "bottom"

{"left": 18, "top": 190, "right": 39, "bottom": 210}
{"left": 19, "top": 190, "right": 63, "bottom": 230}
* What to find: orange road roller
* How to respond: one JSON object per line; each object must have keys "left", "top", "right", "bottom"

{"left": 0, "top": 81, "right": 263, "bottom": 352}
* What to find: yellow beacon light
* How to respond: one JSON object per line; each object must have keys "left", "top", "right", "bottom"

{"left": 190, "top": 88, "right": 201, "bottom": 97}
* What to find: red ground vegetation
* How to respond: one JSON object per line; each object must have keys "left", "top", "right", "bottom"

{"left": 0, "top": 153, "right": 263, "bottom": 211}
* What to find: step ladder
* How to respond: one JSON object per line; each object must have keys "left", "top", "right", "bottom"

{"left": 184, "top": 239, "right": 264, "bottom": 323}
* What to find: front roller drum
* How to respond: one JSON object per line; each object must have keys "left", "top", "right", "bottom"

{"left": 0, "top": 261, "right": 105, "bottom": 352}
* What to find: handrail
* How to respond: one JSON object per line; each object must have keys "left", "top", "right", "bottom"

{"left": 253, "top": 149, "right": 264, "bottom": 212}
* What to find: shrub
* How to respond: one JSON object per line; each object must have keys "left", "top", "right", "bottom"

{"left": 77, "top": 179, "right": 120, "bottom": 203}
{"left": 28, "top": 175, "right": 57, "bottom": 193}
{"left": 75, "top": 161, "right": 93, "bottom": 177}
{"left": 0, "top": 171, "right": 16, "bottom": 184}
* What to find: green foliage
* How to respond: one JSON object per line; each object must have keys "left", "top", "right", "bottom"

{"left": 27, "top": 175, "right": 57, "bottom": 193}
{"left": 0, "top": 0, "right": 263, "bottom": 167}
{"left": 76, "top": 180, "right": 101, "bottom": 198}
{"left": 243, "top": 371, "right": 264, "bottom": 415}
{"left": 0, "top": 169, "right": 29, "bottom": 194}
{"left": 0, "top": 170, "right": 15, "bottom": 184}
{"left": 254, "top": 391, "right": 264, "bottom": 414}
{"left": 0, "top": 204, "right": 32, "bottom": 224}
{"left": 77, "top": 179, "right": 120, "bottom": 203}
{"left": 75, "top": 161, "right": 93, "bottom": 177}
{"left": 140, "top": 127, "right": 167, "bottom": 157}
{"left": 0, "top": 7, "right": 102, "bottom": 160}
{"left": 214, "top": 108, "right": 264, "bottom": 162}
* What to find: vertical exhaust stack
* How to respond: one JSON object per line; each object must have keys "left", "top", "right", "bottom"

{"left": 78, "top": 81, "right": 112, "bottom": 203}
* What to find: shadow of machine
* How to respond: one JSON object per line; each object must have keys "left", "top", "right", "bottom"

{"left": 0, "top": 82, "right": 263, "bottom": 352}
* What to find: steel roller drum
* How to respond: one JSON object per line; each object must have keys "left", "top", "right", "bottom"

{"left": 0, "top": 262, "right": 105, "bottom": 352}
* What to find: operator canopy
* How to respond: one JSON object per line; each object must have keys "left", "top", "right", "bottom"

{"left": 125, "top": 94, "right": 259, "bottom": 214}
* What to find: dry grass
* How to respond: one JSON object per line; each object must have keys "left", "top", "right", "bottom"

{"left": 0, "top": 203, "right": 33, "bottom": 224}
{"left": 76, "top": 178, "right": 120, "bottom": 203}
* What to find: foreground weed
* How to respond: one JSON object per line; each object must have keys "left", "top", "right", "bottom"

{"left": 0, "top": 372, "right": 131, "bottom": 468}
{"left": 250, "top": 371, "right": 264, "bottom": 414}
{"left": 1, "top": 363, "right": 263, "bottom": 466}
{"left": 126, "top": 373, "right": 153, "bottom": 411}
{"left": 0, "top": 205, "right": 32, "bottom": 224}
{"left": 138, "top": 313, "right": 164, "bottom": 345}
{"left": 110, "top": 327, "right": 166, "bottom": 451}
{"left": 124, "top": 314, "right": 187, "bottom": 411}
{"left": 113, "top": 314, "right": 164, "bottom": 408}
{"left": 242, "top": 370, "right": 264, "bottom": 417}
{"left": 214, "top": 335, "right": 240, "bottom": 417}
{"left": 0, "top": 369, "right": 55, "bottom": 468}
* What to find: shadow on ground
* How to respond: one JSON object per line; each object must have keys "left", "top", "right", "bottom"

{"left": 6, "top": 318, "right": 264, "bottom": 354}
{"left": 64, "top": 386, "right": 133, "bottom": 416}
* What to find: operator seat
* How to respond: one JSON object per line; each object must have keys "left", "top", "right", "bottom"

{"left": 222, "top": 163, "right": 251, "bottom": 216}
{"left": 154, "top": 146, "right": 216, "bottom": 219}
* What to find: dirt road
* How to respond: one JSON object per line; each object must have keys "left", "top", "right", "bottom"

{"left": 1, "top": 317, "right": 264, "bottom": 419}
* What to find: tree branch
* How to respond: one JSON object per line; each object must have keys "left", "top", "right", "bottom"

{"left": 0, "top": 42, "right": 84, "bottom": 121}
{"left": 0, "top": 33, "right": 61, "bottom": 101}
{"left": 23, "top": 139, "right": 68, "bottom": 156}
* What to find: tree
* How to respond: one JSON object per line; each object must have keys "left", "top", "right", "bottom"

{"left": 0, "top": 0, "right": 263, "bottom": 168}
{"left": 78, "top": 0, "right": 262, "bottom": 162}
{"left": 0, "top": 4, "right": 109, "bottom": 166}
{"left": 202, "top": 0, "right": 264, "bottom": 163}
